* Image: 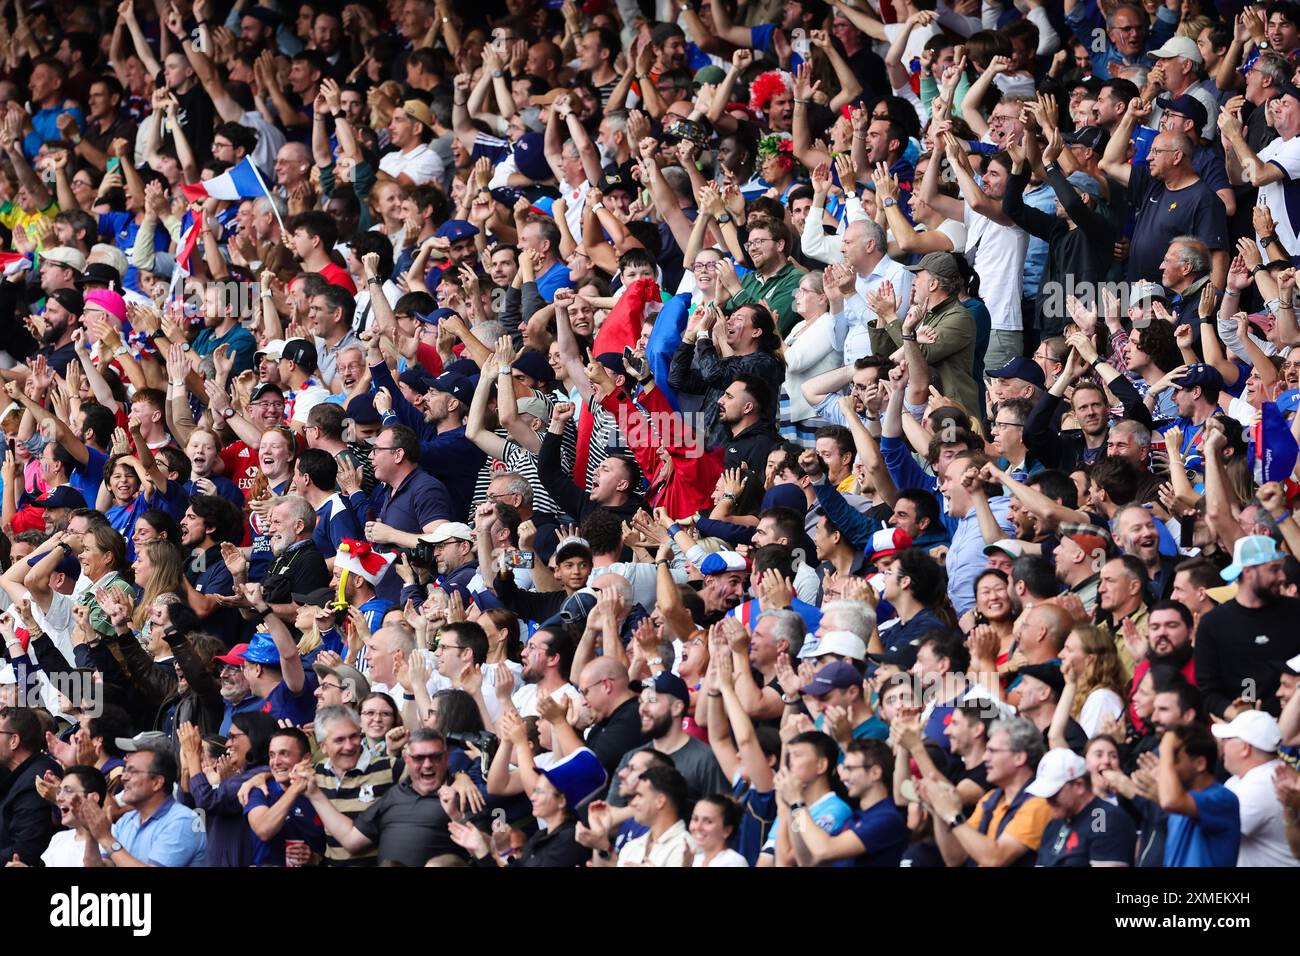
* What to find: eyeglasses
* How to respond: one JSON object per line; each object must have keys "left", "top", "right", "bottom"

{"left": 361, "top": 709, "right": 394, "bottom": 718}
{"left": 1146, "top": 147, "right": 1180, "bottom": 156}
{"left": 227, "top": 729, "right": 248, "bottom": 741}
{"left": 746, "top": 237, "right": 774, "bottom": 246}
{"left": 984, "top": 745, "right": 1021, "bottom": 755}
{"left": 436, "top": 643, "right": 465, "bottom": 653}
{"left": 692, "top": 261, "right": 718, "bottom": 271}
{"left": 319, "top": 680, "right": 343, "bottom": 691}
{"left": 120, "top": 767, "right": 162, "bottom": 778}
{"left": 1114, "top": 24, "right": 1144, "bottom": 32}
{"left": 371, "top": 445, "right": 400, "bottom": 454}
{"left": 0, "top": 727, "right": 16, "bottom": 736}
{"left": 579, "top": 678, "right": 610, "bottom": 697}
{"left": 249, "top": 401, "right": 286, "bottom": 410}
{"left": 406, "top": 751, "right": 447, "bottom": 763}
{"left": 56, "top": 786, "right": 86, "bottom": 797}
{"left": 990, "top": 421, "right": 1023, "bottom": 430}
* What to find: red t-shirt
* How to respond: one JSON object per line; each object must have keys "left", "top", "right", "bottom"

{"left": 319, "top": 262, "right": 357, "bottom": 294}
{"left": 219, "top": 440, "right": 260, "bottom": 498}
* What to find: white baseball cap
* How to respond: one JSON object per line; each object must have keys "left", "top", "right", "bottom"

{"left": 1210, "top": 710, "right": 1281, "bottom": 753}
{"left": 1026, "top": 748, "right": 1089, "bottom": 798}
{"left": 806, "top": 630, "right": 866, "bottom": 662}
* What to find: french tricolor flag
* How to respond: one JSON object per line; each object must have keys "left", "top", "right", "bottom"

{"left": 182, "top": 157, "right": 273, "bottom": 203}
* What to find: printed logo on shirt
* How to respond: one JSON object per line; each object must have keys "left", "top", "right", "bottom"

{"left": 359, "top": 784, "right": 375, "bottom": 803}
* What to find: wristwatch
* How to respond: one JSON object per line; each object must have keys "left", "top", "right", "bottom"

{"left": 647, "top": 656, "right": 664, "bottom": 667}
{"left": 882, "top": 197, "right": 898, "bottom": 208}
{"left": 222, "top": 406, "right": 236, "bottom": 419}
{"left": 947, "top": 811, "right": 967, "bottom": 827}
{"left": 107, "top": 841, "right": 123, "bottom": 854}
{"left": 595, "top": 848, "right": 612, "bottom": 860}
{"left": 789, "top": 801, "right": 806, "bottom": 814}
{"left": 717, "top": 212, "right": 732, "bottom": 223}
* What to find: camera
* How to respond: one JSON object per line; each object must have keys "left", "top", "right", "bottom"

{"left": 448, "top": 729, "right": 499, "bottom": 764}
{"left": 396, "top": 540, "right": 437, "bottom": 569}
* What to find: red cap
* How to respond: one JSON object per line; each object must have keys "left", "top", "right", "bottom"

{"left": 214, "top": 643, "right": 250, "bottom": 666}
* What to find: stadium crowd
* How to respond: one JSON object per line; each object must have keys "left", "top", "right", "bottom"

{"left": 0, "top": 0, "right": 1299, "bottom": 869}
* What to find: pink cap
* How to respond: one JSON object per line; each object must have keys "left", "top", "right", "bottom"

{"left": 83, "top": 288, "right": 127, "bottom": 322}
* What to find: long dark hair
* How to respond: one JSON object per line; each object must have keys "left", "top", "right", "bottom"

{"left": 432, "top": 689, "right": 484, "bottom": 738}
{"left": 745, "top": 303, "right": 784, "bottom": 358}
{"left": 231, "top": 711, "right": 280, "bottom": 767}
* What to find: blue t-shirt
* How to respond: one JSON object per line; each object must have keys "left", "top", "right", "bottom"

{"left": 731, "top": 775, "right": 777, "bottom": 867}
{"left": 1164, "top": 783, "right": 1241, "bottom": 867}
{"left": 837, "top": 799, "right": 909, "bottom": 867}
{"left": 313, "top": 494, "right": 362, "bottom": 560}
{"left": 1037, "top": 797, "right": 1137, "bottom": 866}
{"left": 762, "top": 791, "right": 853, "bottom": 862}
{"left": 70, "top": 445, "right": 109, "bottom": 508}
{"left": 244, "top": 779, "right": 327, "bottom": 866}
{"left": 258, "top": 670, "right": 320, "bottom": 727}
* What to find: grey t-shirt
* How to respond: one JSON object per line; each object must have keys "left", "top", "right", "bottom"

{"left": 606, "top": 736, "right": 730, "bottom": 808}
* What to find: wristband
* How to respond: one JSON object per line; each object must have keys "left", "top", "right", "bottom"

{"left": 403, "top": 693, "right": 417, "bottom": 700}
{"left": 1261, "top": 235, "right": 1280, "bottom": 246}
{"left": 668, "top": 523, "right": 683, "bottom": 537}
{"left": 1223, "top": 289, "right": 1241, "bottom": 297}
{"left": 781, "top": 693, "right": 800, "bottom": 705}
{"left": 902, "top": 333, "right": 917, "bottom": 342}
{"left": 789, "top": 801, "right": 806, "bottom": 813}
{"left": 367, "top": 276, "right": 381, "bottom": 285}
{"left": 707, "top": 690, "right": 722, "bottom": 698}
{"left": 646, "top": 656, "right": 664, "bottom": 667}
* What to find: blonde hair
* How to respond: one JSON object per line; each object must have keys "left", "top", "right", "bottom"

{"left": 1069, "top": 625, "right": 1128, "bottom": 718}
{"left": 133, "top": 540, "right": 185, "bottom": 631}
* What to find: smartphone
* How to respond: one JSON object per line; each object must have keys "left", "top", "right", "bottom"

{"left": 623, "top": 346, "right": 647, "bottom": 379}
{"left": 106, "top": 157, "right": 122, "bottom": 175}
{"left": 501, "top": 549, "right": 534, "bottom": 569}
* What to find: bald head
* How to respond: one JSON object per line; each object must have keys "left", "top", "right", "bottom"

{"left": 579, "top": 657, "right": 632, "bottom": 719}
{"left": 1028, "top": 604, "right": 1072, "bottom": 655}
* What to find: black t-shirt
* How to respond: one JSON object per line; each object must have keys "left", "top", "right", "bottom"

{"left": 353, "top": 778, "right": 488, "bottom": 867}
{"left": 584, "top": 696, "right": 648, "bottom": 775}
{"left": 1036, "top": 796, "right": 1137, "bottom": 866}
{"left": 1194, "top": 596, "right": 1300, "bottom": 717}
{"left": 261, "top": 541, "right": 331, "bottom": 606}
{"left": 1126, "top": 164, "right": 1226, "bottom": 282}
{"left": 171, "top": 82, "right": 216, "bottom": 164}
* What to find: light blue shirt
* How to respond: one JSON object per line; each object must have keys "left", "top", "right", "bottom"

{"left": 762, "top": 791, "right": 853, "bottom": 854}
{"left": 946, "top": 495, "right": 1014, "bottom": 615}
{"left": 1020, "top": 182, "right": 1057, "bottom": 298}
{"left": 110, "top": 796, "right": 207, "bottom": 867}
{"left": 831, "top": 256, "right": 913, "bottom": 365}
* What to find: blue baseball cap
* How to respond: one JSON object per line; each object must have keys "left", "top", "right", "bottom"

{"left": 415, "top": 307, "right": 458, "bottom": 325}
{"left": 650, "top": 670, "right": 691, "bottom": 706}
{"left": 511, "top": 349, "right": 555, "bottom": 384}
{"left": 987, "top": 356, "right": 1045, "bottom": 387}
{"left": 346, "top": 394, "right": 381, "bottom": 425}
{"left": 39, "top": 487, "right": 87, "bottom": 510}
{"left": 1171, "top": 363, "right": 1224, "bottom": 393}
{"left": 428, "top": 372, "right": 473, "bottom": 404}
{"left": 801, "top": 660, "right": 863, "bottom": 697}
{"left": 236, "top": 633, "right": 282, "bottom": 666}
{"left": 512, "top": 132, "right": 552, "bottom": 183}
{"left": 399, "top": 367, "right": 435, "bottom": 392}
{"left": 436, "top": 219, "right": 479, "bottom": 243}
{"left": 1221, "top": 534, "right": 1288, "bottom": 582}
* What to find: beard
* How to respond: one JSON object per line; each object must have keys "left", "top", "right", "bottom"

{"left": 644, "top": 711, "right": 674, "bottom": 739}
{"left": 522, "top": 660, "right": 545, "bottom": 683}
{"left": 41, "top": 315, "right": 69, "bottom": 346}
{"left": 269, "top": 531, "right": 291, "bottom": 555}
{"left": 1151, "top": 640, "right": 1193, "bottom": 671}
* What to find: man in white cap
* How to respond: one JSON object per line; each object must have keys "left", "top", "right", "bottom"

{"left": 1145, "top": 35, "right": 1220, "bottom": 139}
{"left": 424, "top": 521, "right": 477, "bottom": 604}
{"left": 1027, "top": 748, "right": 1136, "bottom": 866}
{"left": 1213, "top": 710, "right": 1298, "bottom": 866}
{"left": 1195, "top": 534, "right": 1300, "bottom": 719}
{"left": 39, "top": 246, "right": 85, "bottom": 294}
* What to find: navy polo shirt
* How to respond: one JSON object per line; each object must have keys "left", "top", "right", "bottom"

{"left": 373, "top": 468, "right": 453, "bottom": 602}
{"left": 188, "top": 544, "right": 241, "bottom": 640}
{"left": 245, "top": 779, "right": 326, "bottom": 866}
{"left": 259, "top": 669, "right": 319, "bottom": 726}
{"left": 313, "top": 494, "right": 362, "bottom": 560}
{"left": 1037, "top": 796, "right": 1137, "bottom": 866}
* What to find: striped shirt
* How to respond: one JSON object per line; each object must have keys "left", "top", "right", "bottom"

{"left": 314, "top": 750, "right": 400, "bottom": 866}
{"left": 467, "top": 431, "right": 563, "bottom": 523}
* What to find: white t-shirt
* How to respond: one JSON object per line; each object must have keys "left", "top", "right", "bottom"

{"left": 695, "top": 847, "right": 749, "bottom": 867}
{"left": 41, "top": 828, "right": 89, "bottom": 867}
{"left": 1226, "top": 758, "right": 1300, "bottom": 867}
{"left": 963, "top": 201, "right": 1027, "bottom": 332}
{"left": 512, "top": 680, "right": 584, "bottom": 718}
{"left": 1078, "top": 687, "right": 1124, "bottom": 738}
{"left": 378, "top": 143, "right": 446, "bottom": 187}
{"left": 1257, "top": 134, "right": 1300, "bottom": 257}
{"left": 560, "top": 179, "right": 591, "bottom": 241}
